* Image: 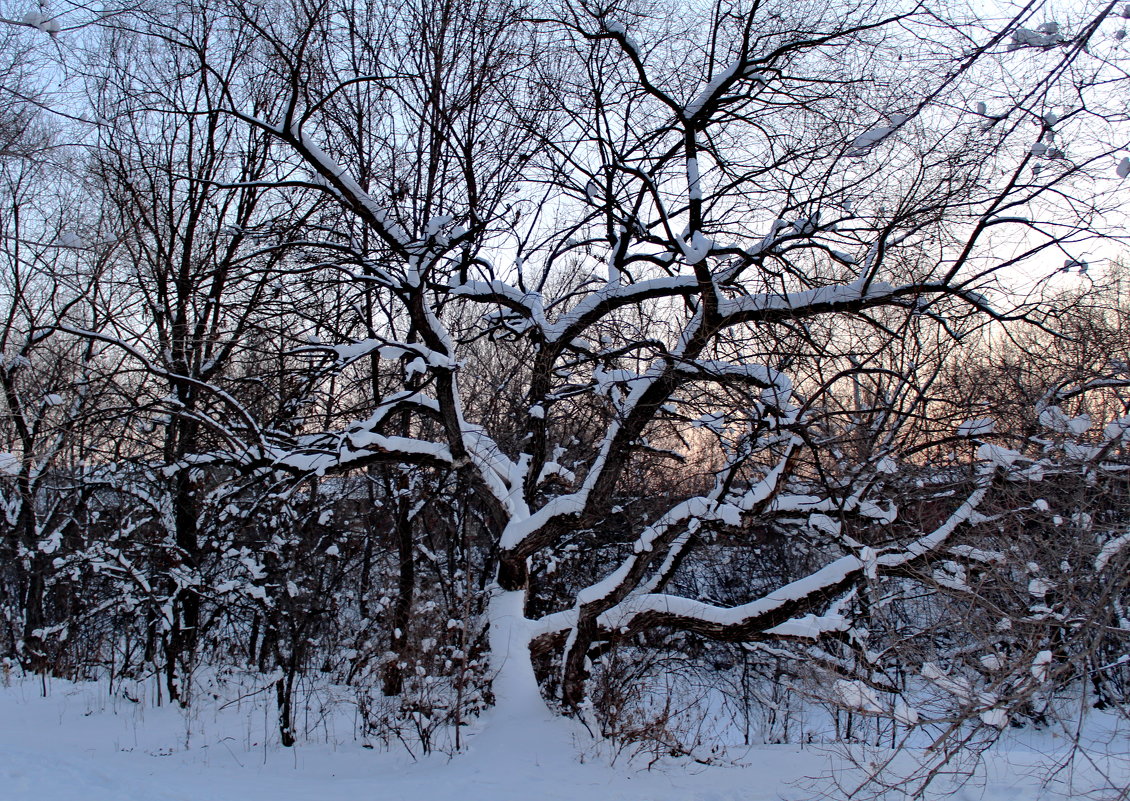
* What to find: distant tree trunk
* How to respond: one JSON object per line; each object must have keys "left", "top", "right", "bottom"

{"left": 15, "top": 483, "right": 47, "bottom": 673}
{"left": 247, "top": 612, "right": 260, "bottom": 667}
{"left": 382, "top": 473, "right": 415, "bottom": 696}
{"left": 276, "top": 672, "right": 296, "bottom": 747}
{"left": 359, "top": 474, "right": 379, "bottom": 619}
{"left": 165, "top": 464, "right": 200, "bottom": 705}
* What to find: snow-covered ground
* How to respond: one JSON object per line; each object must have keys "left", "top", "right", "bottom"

{"left": 0, "top": 674, "right": 1125, "bottom": 801}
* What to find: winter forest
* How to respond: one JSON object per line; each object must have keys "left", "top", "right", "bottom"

{"left": 1, "top": 0, "right": 1129, "bottom": 798}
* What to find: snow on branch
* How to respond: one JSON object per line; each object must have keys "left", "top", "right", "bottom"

{"left": 717, "top": 278, "right": 897, "bottom": 321}
{"left": 594, "top": 480, "right": 990, "bottom": 640}
{"left": 672, "top": 358, "right": 792, "bottom": 393}
{"left": 454, "top": 275, "right": 701, "bottom": 344}
{"left": 285, "top": 126, "right": 413, "bottom": 253}
{"left": 329, "top": 338, "right": 459, "bottom": 371}
{"left": 1096, "top": 529, "right": 1130, "bottom": 573}
{"left": 683, "top": 57, "right": 764, "bottom": 119}
{"left": 450, "top": 280, "right": 551, "bottom": 333}
{"left": 270, "top": 432, "right": 454, "bottom": 475}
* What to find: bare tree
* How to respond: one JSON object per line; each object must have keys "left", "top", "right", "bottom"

{"left": 77, "top": 19, "right": 320, "bottom": 701}
{"left": 0, "top": 130, "right": 119, "bottom": 670}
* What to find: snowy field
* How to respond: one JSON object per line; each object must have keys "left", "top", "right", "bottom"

{"left": 1, "top": 674, "right": 1126, "bottom": 801}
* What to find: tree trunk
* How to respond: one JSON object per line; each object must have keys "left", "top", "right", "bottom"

{"left": 382, "top": 476, "right": 415, "bottom": 696}
{"left": 165, "top": 468, "right": 200, "bottom": 704}
{"left": 561, "top": 617, "right": 596, "bottom": 713}
{"left": 276, "top": 673, "right": 296, "bottom": 747}
{"left": 486, "top": 587, "right": 544, "bottom": 719}
{"left": 16, "top": 501, "right": 47, "bottom": 673}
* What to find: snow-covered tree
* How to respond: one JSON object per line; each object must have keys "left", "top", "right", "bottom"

{"left": 0, "top": 141, "right": 120, "bottom": 670}
{"left": 93, "top": 0, "right": 1130, "bottom": 731}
